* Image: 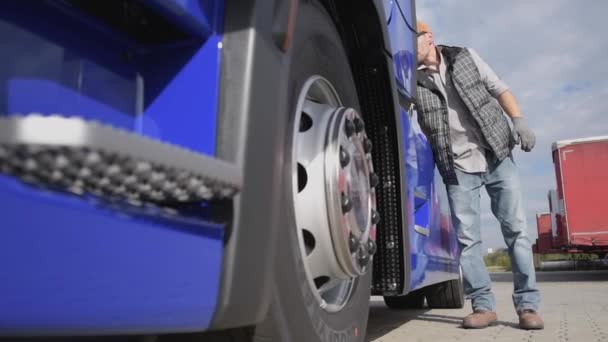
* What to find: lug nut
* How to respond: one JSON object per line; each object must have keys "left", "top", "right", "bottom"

{"left": 367, "top": 239, "right": 377, "bottom": 255}
{"left": 342, "top": 193, "right": 353, "bottom": 212}
{"left": 370, "top": 172, "right": 380, "bottom": 188}
{"left": 349, "top": 234, "right": 358, "bottom": 252}
{"left": 340, "top": 146, "right": 350, "bottom": 168}
{"left": 363, "top": 138, "right": 373, "bottom": 154}
{"left": 371, "top": 210, "right": 380, "bottom": 225}
{"left": 354, "top": 117, "right": 365, "bottom": 133}
{"left": 357, "top": 248, "right": 370, "bottom": 266}
{"left": 345, "top": 119, "right": 355, "bottom": 137}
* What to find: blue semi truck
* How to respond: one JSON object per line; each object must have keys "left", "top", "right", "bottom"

{"left": 0, "top": 1, "right": 462, "bottom": 341}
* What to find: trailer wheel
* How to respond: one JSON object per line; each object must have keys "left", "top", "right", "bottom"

{"left": 383, "top": 289, "right": 426, "bottom": 309}
{"left": 424, "top": 269, "right": 465, "bottom": 309}
{"left": 253, "top": 2, "right": 378, "bottom": 342}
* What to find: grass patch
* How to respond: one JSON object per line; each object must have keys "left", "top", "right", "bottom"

{"left": 485, "top": 250, "right": 598, "bottom": 271}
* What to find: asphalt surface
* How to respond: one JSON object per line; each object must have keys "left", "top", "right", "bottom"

{"left": 366, "top": 271, "right": 608, "bottom": 342}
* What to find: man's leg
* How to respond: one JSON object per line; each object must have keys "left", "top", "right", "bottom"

{"left": 484, "top": 156, "right": 541, "bottom": 313}
{"left": 446, "top": 170, "right": 495, "bottom": 313}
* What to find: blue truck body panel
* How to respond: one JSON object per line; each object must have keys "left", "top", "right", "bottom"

{"left": 0, "top": 0, "right": 222, "bottom": 157}
{"left": 142, "top": 0, "right": 217, "bottom": 39}
{"left": 382, "top": 0, "right": 460, "bottom": 291}
{"left": 0, "top": 0, "right": 226, "bottom": 334}
{"left": 0, "top": 175, "right": 224, "bottom": 334}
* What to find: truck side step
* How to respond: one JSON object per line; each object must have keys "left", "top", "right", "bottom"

{"left": 0, "top": 114, "right": 241, "bottom": 204}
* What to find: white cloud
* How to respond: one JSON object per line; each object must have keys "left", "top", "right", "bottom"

{"left": 416, "top": 0, "right": 608, "bottom": 249}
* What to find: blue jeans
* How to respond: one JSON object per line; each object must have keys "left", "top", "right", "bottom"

{"left": 446, "top": 155, "right": 541, "bottom": 313}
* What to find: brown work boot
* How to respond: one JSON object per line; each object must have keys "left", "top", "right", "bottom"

{"left": 462, "top": 310, "right": 498, "bottom": 329}
{"left": 518, "top": 310, "right": 544, "bottom": 330}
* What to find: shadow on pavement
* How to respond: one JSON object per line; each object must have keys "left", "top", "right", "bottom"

{"left": 490, "top": 270, "right": 608, "bottom": 283}
{"left": 411, "top": 313, "right": 518, "bottom": 329}
{"left": 367, "top": 271, "right": 608, "bottom": 340}
{"left": 366, "top": 300, "right": 429, "bottom": 341}
{"left": 366, "top": 301, "right": 519, "bottom": 341}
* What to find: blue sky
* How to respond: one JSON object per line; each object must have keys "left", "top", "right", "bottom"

{"left": 416, "top": 0, "right": 608, "bottom": 250}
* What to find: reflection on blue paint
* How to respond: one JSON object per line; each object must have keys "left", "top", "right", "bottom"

{"left": 143, "top": 0, "right": 215, "bottom": 39}
{"left": 384, "top": 0, "right": 461, "bottom": 290}
{"left": 0, "top": 0, "right": 222, "bottom": 156}
{"left": 384, "top": 0, "right": 416, "bottom": 98}
{"left": 401, "top": 107, "right": 461, "bottom": 290}
{"left": 394, "top": 50, "right": 415, "bottom": 98}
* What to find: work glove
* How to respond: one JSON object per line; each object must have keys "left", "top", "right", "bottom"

{"left": 512, "top": 117, "right": 536, "bottom": 152}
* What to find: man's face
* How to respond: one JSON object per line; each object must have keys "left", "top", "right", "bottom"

{"left": 417, "top": 32, "right": 433, "bottom": 63}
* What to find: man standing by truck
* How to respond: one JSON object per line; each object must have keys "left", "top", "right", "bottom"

{"left": 414, "top": 21, "right": 544, "bottom": 330}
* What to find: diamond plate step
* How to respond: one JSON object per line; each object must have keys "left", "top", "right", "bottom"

{"left": 0, "top": 114, "right": 242, "bottom": 204}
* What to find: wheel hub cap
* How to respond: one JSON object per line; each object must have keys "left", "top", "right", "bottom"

{"left": 292, "top": 76, "right": 379, "bottom": 312}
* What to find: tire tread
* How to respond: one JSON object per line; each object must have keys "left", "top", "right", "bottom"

{"left": 384, "top": 289, "right": 426, "bottom": 310}
{"left": 425, "top": 278, "right": 465, "bottom": 309}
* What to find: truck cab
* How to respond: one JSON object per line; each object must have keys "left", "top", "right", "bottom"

{"left": 0, "top": 1, "right": 461, "bottom": 341}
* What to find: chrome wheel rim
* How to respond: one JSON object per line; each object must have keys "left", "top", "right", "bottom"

{"left": 292, "top": 76, "right": 379, "bottom": 312}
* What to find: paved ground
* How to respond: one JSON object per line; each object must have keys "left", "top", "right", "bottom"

{"left": 366, "top": 271, "right": 608, "bottom": 342}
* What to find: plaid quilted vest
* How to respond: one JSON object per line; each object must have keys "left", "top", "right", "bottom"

{"left": 415, "top": 46, "right": 514, "bottom": 185}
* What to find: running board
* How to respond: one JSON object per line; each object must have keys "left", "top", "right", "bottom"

{"left": 0, "top": 115, "right": 241, "bottom": 204}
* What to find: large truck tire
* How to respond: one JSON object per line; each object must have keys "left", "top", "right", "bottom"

{"left": 424, "top": 270, "right": 465, "bottom": 309}
{"left": 383, "top": 288, "right": 426, "bottom": 309}
{"left": 253, "top": 2, "right": 379, "bottom": 341}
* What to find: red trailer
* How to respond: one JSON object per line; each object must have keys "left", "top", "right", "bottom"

{"left": 534, "top": 213, "right": 554, "bottom": 254}
{"left": 550, "top": 136, "right": 608, "bottom": 254}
